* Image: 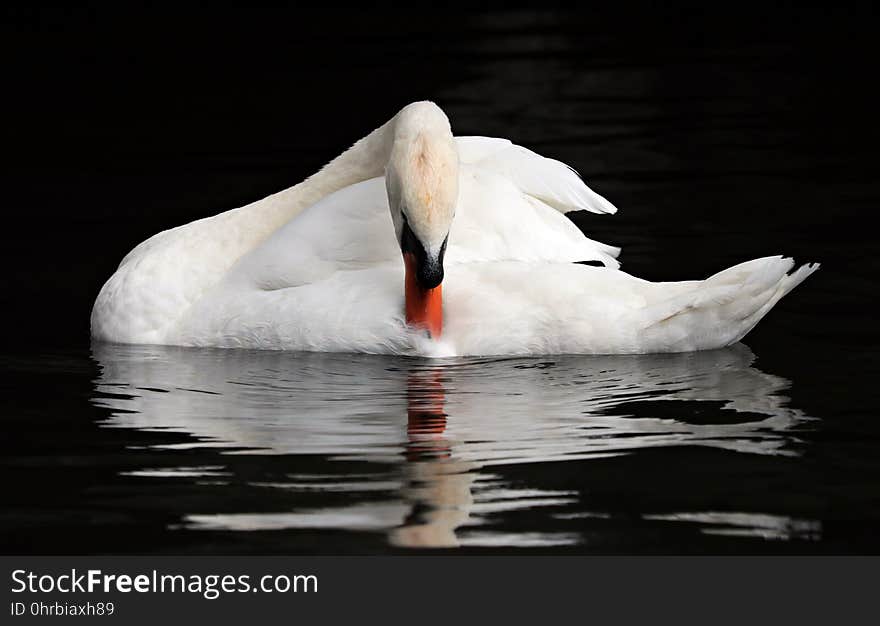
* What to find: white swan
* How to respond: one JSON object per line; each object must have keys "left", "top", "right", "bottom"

{"left": 91, "top": 101, "right": 817, "bottom": 356}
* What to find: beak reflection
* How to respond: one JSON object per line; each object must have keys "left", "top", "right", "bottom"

{"left": 389, "top": 368, "right": 475, "bottom": 548}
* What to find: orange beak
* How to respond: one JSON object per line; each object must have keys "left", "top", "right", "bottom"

{"left": 404, "top": 252, "right": 443, "bottom": 338}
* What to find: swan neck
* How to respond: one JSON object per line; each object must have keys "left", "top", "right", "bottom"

{"left": 284, "top": 119, "right": 395, "bottom": 213}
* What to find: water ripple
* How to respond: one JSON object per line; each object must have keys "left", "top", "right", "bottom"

{"left": 91, "top": 342, "right": 813, "bottom": 548}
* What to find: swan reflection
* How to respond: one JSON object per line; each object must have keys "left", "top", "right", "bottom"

{"left": 92, "top": 343, "right": 813, "bottom": 548}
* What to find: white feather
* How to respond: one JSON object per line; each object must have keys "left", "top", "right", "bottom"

{"left": 456, "top": 136, "right": 619, "bottom": 215}
{"left": 91, "top": 102, "right": 817, "bottom": 356}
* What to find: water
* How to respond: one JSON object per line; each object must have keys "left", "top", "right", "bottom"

{"left": 2, "top": 8, "right": 879, "bottom": 553}
{"left": 92, "top": 344, "right": 814, "bottom": 549}
{"left": 5, "top": 333, "right": 878, "bottom": 554}
{"left": 0, "top": 343, "right": 840, "bottom": 553}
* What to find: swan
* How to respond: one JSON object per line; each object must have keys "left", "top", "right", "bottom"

{"left": 91, "top": 101, "right": 818, "bottom": 356}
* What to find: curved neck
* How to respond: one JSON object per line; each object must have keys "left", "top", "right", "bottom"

{"left": 244, "top": 118, "right": 396, "bottom": 237}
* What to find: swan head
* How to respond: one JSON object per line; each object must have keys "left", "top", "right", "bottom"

{"left": 385, "top": 102, "right": 459, "bottom": 338}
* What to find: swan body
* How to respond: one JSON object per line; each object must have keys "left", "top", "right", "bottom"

{"left": 91, "top": 102, "right": 817, "bottom": 356}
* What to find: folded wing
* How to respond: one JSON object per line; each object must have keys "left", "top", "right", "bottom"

{"left": 456, "top": 136, "right": 618, "bottom": 215}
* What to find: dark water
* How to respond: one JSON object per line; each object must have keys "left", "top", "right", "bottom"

{"left": 2, "top": 7, "right": 879, "bottom": 553}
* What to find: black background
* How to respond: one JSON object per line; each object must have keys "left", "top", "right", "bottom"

{"left": 2, "top": 5, "right": 880, "bottom": 555}
{"left": 3, "top": 4, "right": 877, "bottom": 350}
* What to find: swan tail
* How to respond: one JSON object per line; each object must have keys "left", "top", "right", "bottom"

{"left": 639, "top": 256, "right": 820, "bottom": 352}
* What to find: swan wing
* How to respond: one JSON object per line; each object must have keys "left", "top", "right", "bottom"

{"left": 449, "top": 164, "right": 621, "bottom": 267}
{"left": 97, "top": 135, "right": 626, "bottom": 346}
{"left": 456, "top": 136, "right": 618, "bottom": 215}
{"left": 232, "top": 150, "right": 624, "bottom": 294}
